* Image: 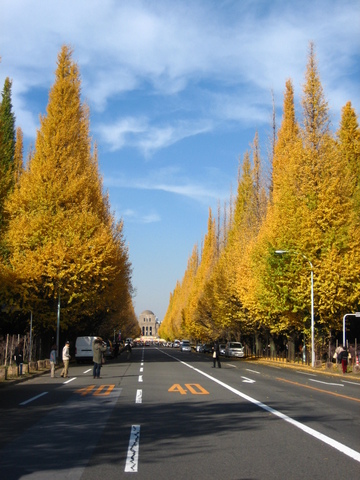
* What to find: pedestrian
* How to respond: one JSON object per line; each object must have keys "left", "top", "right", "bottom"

{"left": 340, "top": 346, "right": 349, "bottom": 374}
{"left": 335, "top": 345, "right": 343, "bottom": 364}
{"left": 50, "top": 344, "right": 57, "bottom": 378}
{"left": 126, "top": 341, "right": 132, "bottom": 360}
{"left": 60, "top": 341, "right": 71, "bottom": 378}
{"left": 212, "top": 340, "right": 221, "bottom": 368}
{"left": 15, "top": 341, "right": 24, "bottom": 376}
{"left": 92, "top": 338, "right": 107, "bottom": 379}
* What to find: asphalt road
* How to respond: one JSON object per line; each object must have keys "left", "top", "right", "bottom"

{"left": 0, "top": 347, "right": 359, "bottom": 479}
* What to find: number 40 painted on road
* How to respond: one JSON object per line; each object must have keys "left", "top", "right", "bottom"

{"left": 168, "top": 384, "right": 209, "bottom": 395}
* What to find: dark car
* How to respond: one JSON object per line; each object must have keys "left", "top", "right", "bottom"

{"left": 202, "top": 344, "right": 213, "bottom": 354}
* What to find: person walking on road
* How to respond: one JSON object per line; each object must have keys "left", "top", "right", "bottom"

{"left": 92, "top": 338, "right": 107, "bottom": 379}
{"left": 60, "top": 341, "right": 71, "bottom": 378}
{"left": 50, "top": 344, "right": 57, "bottom": 378}
{"left": 340, "top": 346, "right": 349, "bottom": 374}
{"left": 212, "top": 340, "right": 221, "bottom": 368}
{"left": 15, "top": 341, "right": 24, "bottom": 376}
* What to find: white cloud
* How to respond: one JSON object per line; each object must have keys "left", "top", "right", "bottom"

{"left": 1, "top": 0, "right": 359, "bottom": 144}
{"left": 96, "top": 117, "right": 214, "bottom": 155}
{"left": 122, "top": 208, "right": 161, "bottom": 224}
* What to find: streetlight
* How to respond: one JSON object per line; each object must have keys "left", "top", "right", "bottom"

{"left": 275, "top": 250, "right": 315, "bottom": 367}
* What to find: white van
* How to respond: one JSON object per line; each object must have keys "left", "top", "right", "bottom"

{"left": 75, "top": 336, "right": 97, "bottom": 363}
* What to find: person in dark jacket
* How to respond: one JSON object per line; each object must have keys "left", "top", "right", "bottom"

{"left": 15, "top": 341, "right": 24, "bottom": 376}
{"left": 92, "top": 338, "right": 107, "bottom": 379}
{"left": 340, "top": 346, "right": 349, "bottom": 374}
{"left": 212, "top": 341, "right": 221, "bottom": 368}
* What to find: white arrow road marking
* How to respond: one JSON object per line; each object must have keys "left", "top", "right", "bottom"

{"left": 241, "top": 376, "right": 255, "bottom": 383}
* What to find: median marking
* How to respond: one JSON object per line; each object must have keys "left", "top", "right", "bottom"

{"left": 125, "top": 425, "right": 140, "bottom": 472}
{"left": 136, "top": 389, "right": 142, "bottom": 403}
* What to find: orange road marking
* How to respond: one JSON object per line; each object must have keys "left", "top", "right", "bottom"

{"left": 76, "top": 385, "right": 96, "bottom": 396}
{"left": 93, "top": 385, "right": 115, "bottom": 396}
{"left": 276, "top": 377, "right": 360, "bottom": 403}
{"left": 185, "top": 383, "right": 209, "bottom": 395}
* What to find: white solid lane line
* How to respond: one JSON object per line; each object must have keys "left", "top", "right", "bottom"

{"left": 19, "top": 392, "right": 48, "bottom": 406}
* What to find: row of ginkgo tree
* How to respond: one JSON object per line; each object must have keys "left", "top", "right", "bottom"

{"left": 159, "top": 43, "right": 360, "bottom": 351}
{"left": 0, "top": 46, "right": 139, "bottom": 339}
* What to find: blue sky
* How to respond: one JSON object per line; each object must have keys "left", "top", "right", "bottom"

{"left": 1, "top": 0, "right": 359, "bottom": 322}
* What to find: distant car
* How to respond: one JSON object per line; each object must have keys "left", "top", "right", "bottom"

{"left": 225, "top": 342, "right": 244, "bottom": 358}
{"left": 202, "top": 344, "right": 213, "bottom": 354}
{"left": 219, "top": 344, "right": 226, "bottom": 356}
{"left": 196, "top": 344, "right": 204, "bottom": 353}
{"left": 180, "top": 340, "right": 191, "bottom": 352}
{"left": 173, "top": 340, "right": 181, "bottom": 348}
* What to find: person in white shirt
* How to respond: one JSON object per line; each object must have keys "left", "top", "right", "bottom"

{"left": 60, "top": 341, "right": 71, "bottom": 378}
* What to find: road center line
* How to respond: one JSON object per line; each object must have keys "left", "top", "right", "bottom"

{"left": 161, "top": 351, "right": 360, "bottom": 464}
{"left": 19, "top": 392, "right": 48, "bottom": 406}
{"left": 125, "top": 425, "right": 140, "bottom": 472}
{"left": 136, "top": 389, "right": 142, "bottom": 403}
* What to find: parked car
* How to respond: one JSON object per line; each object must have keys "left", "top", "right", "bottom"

{"left": 180, "top": 340, "right": 192, "bottom": 352}
{"left": 219, "top": 344, "right": 226, "bottom": 356}
{"left": 173, "top": 340, "right": 181, "bottom": 348}
{"left": 202, "top": 344, "right": 213, "bottom": 354}
{"left": 104, "top": 339, "right": 115, "bottom": 359}
{"left": 196, "top": 344, "right": 204, "bottom": 353}
{"left": 225, "top": 342, "right": 245, "bottom": 358}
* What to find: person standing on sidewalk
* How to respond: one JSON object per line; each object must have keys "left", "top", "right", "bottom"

{"left": 15, "top": 341, "right": 24, "bottom": 376}
{"left": 212, "top": 340, "right": 221, "bottom": 368}
{"left": 50, "top": 344, "right": 57, "bottom": 378}
{"left": 92, "top": 338, "right": 107, "bottom": 379}
{"left": 60, "top": 341, "right": 71, "bottom": 378}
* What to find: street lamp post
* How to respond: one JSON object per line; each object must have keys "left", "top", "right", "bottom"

{"left": 275, "top": 250, "right": 315, "bottom": 368}
{"left": 56, "top": 289, "right": 60, "bottom": 358}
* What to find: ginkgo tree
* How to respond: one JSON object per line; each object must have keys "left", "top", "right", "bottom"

{"left": 3, "top": 46, "right": 134, "bottom": 334}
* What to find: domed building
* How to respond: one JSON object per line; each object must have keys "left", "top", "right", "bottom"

{"left": 138, "top": 310, "right": 159, "bottom": 338}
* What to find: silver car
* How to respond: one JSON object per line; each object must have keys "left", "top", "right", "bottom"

{"left": 180, "top": 340, "right": 192, "bottom": 352}
{"left": 225, "top": 342, "right": 244, "bottom": 358}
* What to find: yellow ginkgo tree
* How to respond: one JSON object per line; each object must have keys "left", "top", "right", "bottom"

{"left": 4, "top": 46, "right": 134, "bottom": 333}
